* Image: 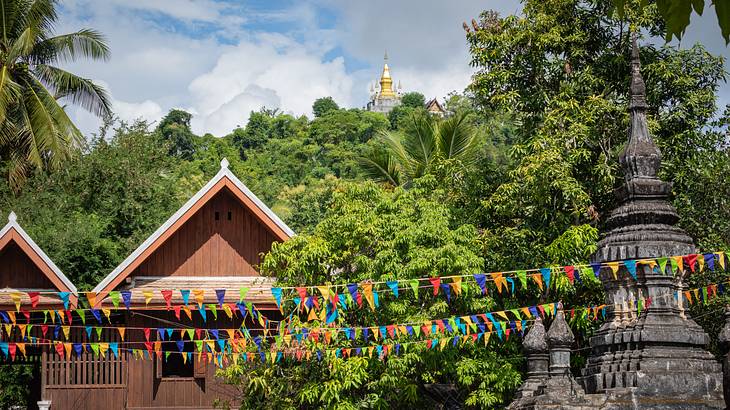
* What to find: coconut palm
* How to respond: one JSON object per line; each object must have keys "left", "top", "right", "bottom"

{"left": 0, "top": 0, "right": 111, "bottom": 190}
{"left": 360, "top": 111, "right": 481, "bottom": 187}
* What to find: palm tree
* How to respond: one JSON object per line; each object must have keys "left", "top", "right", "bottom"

{"left": 0, "top": 0, "right": 111, "bottom": 190}
{"left": 360, "top": 111, "right": 481, "bottom": 187}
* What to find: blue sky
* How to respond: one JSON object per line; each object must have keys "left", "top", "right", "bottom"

{"left": 56, "top": 0, "right": 728, "bottom": 137}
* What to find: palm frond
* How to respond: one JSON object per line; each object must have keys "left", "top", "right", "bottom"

{"left": 0, "top": 65, "right": 22, "bottom": 122}
{"left": 358, "top": 149, "right": 401, "bottom": 186}
{"left": 24, "top": 0, "right": 56, "bottom": 36}
{"left": 0, "top": 0, "right": 30, "bottom": 45}
{"left": 32, "top": 29, "right": 110, "bottom": 64}
{"left": 436, "top": 111, "right": 479, "bottom": 165}
{"left": 400, "top": 114, "right": 436, "bottom": 178}
{"left": 35, "top": 64, "right": 111, "bottom": 117}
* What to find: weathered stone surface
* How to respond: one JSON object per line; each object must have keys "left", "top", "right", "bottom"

{"left": 580, "top": 35, "right": 724, "bottom": 409}
{"left": 506, "top": 35, "right": 725, "bottom": 410}
{"left": 510, "top": 318, "right": 549, "bottom": 405}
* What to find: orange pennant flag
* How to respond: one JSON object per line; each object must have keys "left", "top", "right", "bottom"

{"left": 193, "top": 290, "right": 205, "bottom": 308}
{"left": 85, "top": 292, "right": 97, "bottom": 308}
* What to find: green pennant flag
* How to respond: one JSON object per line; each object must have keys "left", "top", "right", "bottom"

{"left": 43, "top": 310, "right": 48, "bottom": 323}
{"left": 461, "top": 281, "right": 470, "bottom": 295}
{"left": 581, "top": 267, "right": 594, "bottom": 282}
{"left": 245, "top": 302, "right": 254, "bottom": 317}
{"left": 517, "top": 270, "right": 527, "bottom": 289}
{"left": 186, "top": 329, "right": 194, "bottom": 340}
{"left": 657, "top": 257, "right": 669, "bottom": 275}
{"left": 510, "top": 309, "right": 522, "bottom": 320}
{"left": 409, "top": 280, "right": 419, "bottom": 299}
{"left": 90, "top": 343, "right": 99, "bottom": 356}
{"left": 702, "top": 287, "right": 709, "bottom": 304}
{"left": 77, "top": 309, "right": 86, "bottom": 325}
{"left": 414, "top": 326, "right": 421, "bottom": 337}
{"left": 165, "top": 351, "right": 171, "bottom": 360}
{"left": 109, "top": 291, "right": 120, "bottom": 309}
{"left": 669, "top": 258, "right": 679, "bottom": 276}
{"left": 96, "top": 327, "right": 102, "bottom": 339}
{"left": 239, "top": 287, "right": 249, "bottom": 303}
{"left": 195, "top": 340, "right": 203, "bottom": 353}
{"left": 637, "top": 298, "right": 643, "bottom": 317}
{"left": 208, "top": 304, "right": 218, "bottom": 320}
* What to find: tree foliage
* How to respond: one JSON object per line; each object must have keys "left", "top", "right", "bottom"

{"left": 312, "top": 96, "right": 340, "bottom": 117}
{"left": 0, "top": 0, "right": 111, "bottom": 190}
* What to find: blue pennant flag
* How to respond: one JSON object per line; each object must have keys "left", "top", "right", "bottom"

{"left": 73, "top": 343, "right": 83, "bottom": 356}
{"left": 386, "top": 281, "right": 399, "bottom": 298}
{"left": 180, "top": 290, "right": 190, "bottom": 306}
{"left": 176, "top": 341, "right": 185, "bottom": 352}
{"left": 539, "top": 268, "right": 551, "bottom": 289}
{"left": 58, "top": 292, "right": 70, "bottom": 310}
{"left": 590, "top": 263, "right": 602, "bottom": 279}
{"left": 473, "top": 274, "right": 487, "bottom": 294}
{"left": 440, "top": 283, "right": 451, "bottom": 302}
{"left": 199, "top": 307, "right": 207, "bottom": 322}
{"left": 704, "top": 254, "right": 715, "bottom": 271}
{"left": 210, "top": 329, "right": 219, "bottom": 340}
{"left": 121, "top": 291, "right": 132, "bottom": 309}
{"left": 624, "top": 260, "right": 637, "bottom": 280}
{"left": 271, "top": 288, "right": 282, "bottom": 308}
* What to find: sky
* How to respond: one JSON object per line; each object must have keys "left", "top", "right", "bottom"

{"left": 56, "top": 0, "right": 728, "bottom": 137}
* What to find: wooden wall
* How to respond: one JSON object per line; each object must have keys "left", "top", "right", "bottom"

{"left": 134, "top": 189, "right": 278, "bottom": 278}
{"left": 0, "top": 241, "right": 55, "bottom": 288}
{"left": 124, "top": 311, "right": 241, "bottom": 409}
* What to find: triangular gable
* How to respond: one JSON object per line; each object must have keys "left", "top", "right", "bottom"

{"left": 425, "top": 98, "right": 445, "bottom": 113}
{"left": 0, "top": 212, "right": 77, "bottom": 293}
{"left": 93, "top": 158, "right": 294, "bottom": 297}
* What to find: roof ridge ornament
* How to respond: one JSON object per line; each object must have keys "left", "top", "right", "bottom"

{"left": 220, "top": 158, "right": 229, "bottom": 169}
{"left": 7, "top": 211, "right": 16, "bottom": 222}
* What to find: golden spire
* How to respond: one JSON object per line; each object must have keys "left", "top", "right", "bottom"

{"left": 379, "top": 51, "right": 395, "bottom": 98}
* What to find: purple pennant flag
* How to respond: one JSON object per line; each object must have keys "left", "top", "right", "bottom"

{"left": 215, "top": 289, "right": 226, "bottom": 307}
{"left": 440, "top": 283, "right": 451, "bottom": 302}
{"left": 473, "top": 274, "right": 487, "bottom": 294}
{"left": 590, "top": 263, "right": 602, "bottom": 279}
{"left": 624, "top": 260, "right": 637, "bottom": 280}
{"left": 176, "top": 341, "right": 185, "bottom": 352}
{"left": 210, "top": 329, "right": 219, "bottom": 340}
{"left": 121, "top": 291, "right": 132, "bottom": 309}
{"left": 347, "top": 283, "right": 359, "bottom": 305}
{"left": 443, "top": 319, "right": 453, "bottom": 333}
{"left": 363, "top": 327, "right": 370, "bottom": 341}
{"left": 704, "top": 254, "right": 715, "bottom": 271}
{"left": 157, "top": 328, "right": 165, "bottom": 341}
{"left": 90, "top": 309, "right": 101, "bottom": 323}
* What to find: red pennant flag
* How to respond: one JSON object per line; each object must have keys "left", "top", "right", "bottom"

{"left": 195, "top": 329, "right": 202, "bottom": 340}
{"left": 55, "top": 342, "right": 65, "bottom": 358}
{"left": 144, "top": 328, "right": 151, "bottom": 342}
{"left": 429, "top": 277, "right": 441, "bottom": 296}
{"left": 296, "top": 287, "right": 308, "bottom": 301}
{"left": 41, "top": 325, "right": 48, "bottom": 338}
{"left": 386, "top": 325, "right": 395, "bottom": 338}
{"left": 21, "top": 311, "right": 30, "bottom": 323}
{"left": 537, "top": 305, "right": 545, "bottom": 317}
{"left": 684, "top": 254, "right": 698, "bottom": 273}
{"left": 173, "top": 305, "right": 181, "bottom": 320}
{"left": 564, "top": 266, "right": 575, "bottom": 284}
{"left": 161, "top": 290, "right": 173, "bottom": 310}
{"left": 144, "top": 341, "right": 153, "bottom": 355}
{"left": 66, "top": 310, "right": 72, "bottom": 325}
{"left": 426, "top": 340, "right": 433, "bottom": 349}
{"left": 27, "top": 292, "right": 39, "bottom": 308}
{"left": 9, "top": 343, "right": 16, "bottom": 360}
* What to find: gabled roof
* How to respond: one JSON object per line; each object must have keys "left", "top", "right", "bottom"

{"left": 0, "top": 212, "right": 77, "bottom": 293}
{"left": 425, "top": 98, "right": 445, "bottom": 113}
{"left": 93, "top": 158, "right": 294, "bottom": 296}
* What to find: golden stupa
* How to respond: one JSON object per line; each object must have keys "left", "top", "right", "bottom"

{"left": 367, "top": 52, "right": 402, "bottom": 114}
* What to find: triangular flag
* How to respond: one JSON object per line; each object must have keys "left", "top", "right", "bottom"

{"left": 429, "top": 277, "right": 441, "bottom": 296}
{"left": 624, "top": 260, "right": 637, "bottom": 280}
{"left": 386, "top": 281, "right": 399, "bottom": 298}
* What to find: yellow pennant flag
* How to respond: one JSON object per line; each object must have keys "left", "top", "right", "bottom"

{"left": 307, "top": 308, "right": 317, "bottom": 321}
{"left": 142, "top": 291, "right": 154, "bottom": 306}
{"left": 102, "top": 308, "right": 111, "bottom": 322}
{"left": 531, "top": 274, "right": 543, "bottom": 291}
{"left": 716, "top": 252, "right": 726, "bottom": 270}
{"left": 3, "top": 324, "right": 11, "bottom": 336}
{"left": 371, "top": 327, "right": 380, "bottom": 340}
{"left": 18, "top": 324, "right": 27, "bottom": 337}
{"left": 673, "top": 256, "right": 684, "bottom": 273}
{"left": 64, "top": 343, "right": 72, "bottom": 358}
{"left": 16, "top": 343, "right": 25, "bottom": 357}
{"left": 226, "top": 329, "right": 235, "bottom": 340}
{"left": 222, "top": 304, "right": 233, "bottom": 319}
{"left": 118, "top": 327, "right": 126, "bottom": 341}
{"left": 450, "top": 277, "right": 462, "bottom": 296}
{"left": 182, "top": 351, "right": 188, "bottom": 364}
{"left": 316, "top": 286, "right": 330, "bottom": 300}
{"left": 483, "top": 332, "right": 491, "bottom": 346}
{"left": 606, "top": 262, "right": 620, "bottom": 280}
{"left": 439, "top": 338, "right": 448, "bottom": 351}
{"left": 85, "top": 292, "right": 97, "bottom": 308}
{"left": 62, "top": 326, "right": 70, "bottom": 340}
{"left": 193, "top": 290, "right": 205, "bottom": 308}
{"left": 698, "top": 256, "right": 705, "bottom": 272}
{"left": 99, "top": 343, "right": 109, "bottom": 357}
{"left": 491, "top": 273, "right": 506, "bottom": 293}
{"left": 496, "top": 311, "right": 509, "bottom": 321}
{"left": 10, "top": 292, "right": 22, "bottom": 312}
{"left": 521, "top": 307, "right": 532, "bottom": 318}
{"left": 362, "top": 283, "right": 375, "bottom": 311}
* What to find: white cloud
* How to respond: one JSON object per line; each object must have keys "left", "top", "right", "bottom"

{"left": 188, "top": 33, "right": 354, "bottom": 135}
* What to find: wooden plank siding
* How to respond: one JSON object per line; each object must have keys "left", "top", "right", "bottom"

{"left": 0, "top": 241, "right": 55, "bottom": 289}
{"left": 134, "top": 189, "right": 278, "bottom": 278}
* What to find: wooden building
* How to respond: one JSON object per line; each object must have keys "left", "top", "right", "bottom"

{"left": 16, "top": 158, "right": 293, "bottom": 409}
{"left": 0, "top": 211, "right": 79, "bottom": 409}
